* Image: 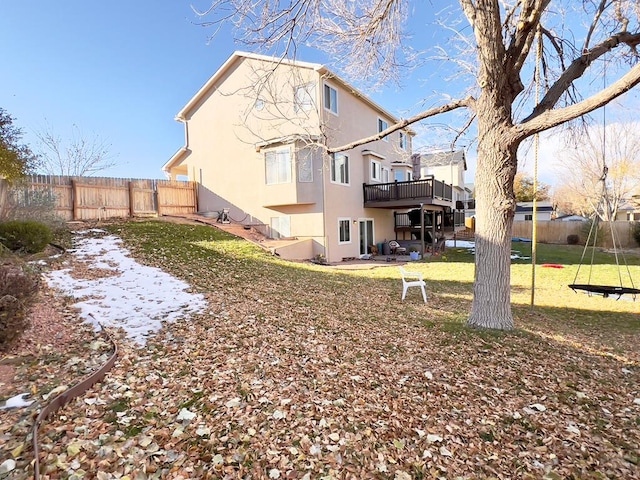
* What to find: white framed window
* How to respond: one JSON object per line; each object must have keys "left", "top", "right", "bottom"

{"left": 399, "top": 131, "right": 407, "bottom": 150}
{"left": 271, "top": 216, "right": 291, "bottom": 239}
{"left": 294, "top": 83, "right": 315, "bottom": 112}
{"left": 381, "top": 166, "right": 390, "bottom": 183}
{"left": 371, "top": 160, "right": 390, "bottom": 183}
{"left": 338, "top": 218, "right": 351, "bottom": 244}
{"left": 394, "top": 169, "right": 413, "bottom": 182}
{"left": 297, "top": 149, "right": 313, "bottom": 183}
{"left": 371, "top": 160, "right": 381, "bottom": 182}
{"left": 330, "top": 153, "right": 349, "bottom": 185}
{"left": 324, "top": 84, "right": 338, "bottom": 114}
{"left": 265, "top": 148, "right": 292, "bottom": 185}
{"left": 378, "top": 118, "right": 389, "bottom": 141}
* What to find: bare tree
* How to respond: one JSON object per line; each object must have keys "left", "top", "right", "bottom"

{"left": 554, "top": 122, "right": 640, "bottom": 220}
{"left": 514, "top": 172, "right": 550, "bottom": 202}
{"left": 196, "top": 0, "right": 640, "bottom": 330}
{"left": 34, "top": 124, "right": 117, "bottom": 177}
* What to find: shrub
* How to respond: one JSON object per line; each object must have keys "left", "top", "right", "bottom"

{"left": 633, "top": 222, "right": 640, "bottom": 247}
{"left": 0, "top": 263, "right": 39, "bottom": 350}
{"left": 580, "top": 218, "right": 608, "bottom": 247}
{"left": 0, "top": 220, "right": 53, "bottom": 253}
{"left": 567, "top": 234, "right": 580, "bottom": 245}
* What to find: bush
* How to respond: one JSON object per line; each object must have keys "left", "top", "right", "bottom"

{"left": 567, "top": 234, "right": 580, "bottom": 245}
{"left": 0, "top": 220, "right": 53, "bottom": 253}
{"left": 633, "top": 222, "right": 640, "bottom": 247}
{"left": 0, "top": 263, "right": 39, "bottom": 350}
{"left": 580, "top": 218, "right": 608, "bottom": 247}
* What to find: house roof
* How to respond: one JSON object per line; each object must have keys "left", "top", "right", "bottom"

{"left": 175, "top": 51, "right": 413, "bottom": 131}
{"left": 515, "top": 201, "right": 554, "bottom": 213}
{"left": 417, "top": 150, "right": 467, "bottom": 170}
{"left": 555, "top": 214, "right": 588, "bottom": 221}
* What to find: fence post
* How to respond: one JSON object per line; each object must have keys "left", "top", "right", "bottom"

{"left": 71, "top": 179, "right": 78, "bottom": 220}
{"left": 128, "top": 181, "right": 135, "bottom": 218}
{"left": 156, "top": 181, "right": 162, "bottom": 217}
{"left": 193, "top": 181, "right": 199, "bottom": 213}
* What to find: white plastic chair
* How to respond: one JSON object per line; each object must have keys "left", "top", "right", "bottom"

{"left": 399, "top": 266, "right": 427, "bottom": 303}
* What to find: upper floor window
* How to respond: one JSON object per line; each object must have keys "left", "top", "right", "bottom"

{"left": 330, "top": 153, "right": 349, "bottom": 185}
{"left": 371, "top": 160, "right": 390, "bottom": 183}
{"left": 324, "top": 84, "right": 338, "bottom": 114}
{"left": 297, "top": 149, "right": 313, "bottom": 183}
{"left": 394, "top": 169, "right": 413, "bottom": 182}
{"left": 265, "top": 148, "right": 292, "bottom": 185}
{"left": 294, "top": 83, "right": 315, "bottom": 112}
{"left": 399, "top": 131, "right": 407, "bottom": 150}
{"left": 381, "top": 166, "right": 390, "bottom": 183}
{"left": 371, "top": 160, "right": 381, "bottom": 182}
{"left": 378, "top": 118, "right": 389, "bottom": 142}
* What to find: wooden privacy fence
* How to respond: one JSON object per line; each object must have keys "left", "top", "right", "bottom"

{"left": 2, "top": 175, "right": 197, "bottom": 221}
{"left": 512, "top": 220, "right": 638, "bottom": 249}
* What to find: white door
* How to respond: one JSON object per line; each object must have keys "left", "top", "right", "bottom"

{"left": 358, "top": 219, "right": 374, "bottom": 255}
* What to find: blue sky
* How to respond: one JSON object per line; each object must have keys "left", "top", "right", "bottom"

{"left": 1, "top": 2, "right": 637, "bottom": 187}
{"left": 0, "top": 1, "right": 469, "bottom": 181}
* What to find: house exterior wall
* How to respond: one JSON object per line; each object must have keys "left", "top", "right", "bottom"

{"left": 166, "top": 53, "right": 413, "bottom": 262}
{"left": 318, "top": 75, "right": 412, "bottom": 260}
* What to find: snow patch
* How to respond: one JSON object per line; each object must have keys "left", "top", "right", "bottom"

{"left": 45, "top": 231, "right": 207, "bottom": 346}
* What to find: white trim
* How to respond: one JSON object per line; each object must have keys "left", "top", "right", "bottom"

{"left": 361, "top": 149, "right": 386, "bottom": 159}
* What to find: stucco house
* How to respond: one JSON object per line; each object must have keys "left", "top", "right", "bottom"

{"left": 163, "top": 51, "right": 463, "bottom": 262}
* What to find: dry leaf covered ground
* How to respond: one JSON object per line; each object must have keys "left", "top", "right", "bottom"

{"left": 1, "top": 220, "right": 639, "bottom": 479}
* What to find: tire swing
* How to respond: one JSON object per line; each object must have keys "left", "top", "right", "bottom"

{"left": 568, "top": 167, "right": 639, "bottom": 300}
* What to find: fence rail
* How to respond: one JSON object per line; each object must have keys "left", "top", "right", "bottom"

{"left": 1, "top": 175, "right": 197, "bottom": 221}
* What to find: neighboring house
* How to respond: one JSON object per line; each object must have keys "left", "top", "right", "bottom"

{"left": 412, "top": 150, "right": 470, "bottom": 223}
{"left": 413, "top": 150, "right": 468, "bottom": 204}
{"left": 614, "top": 197, "right": 640, "bottom": 221}
{"left": 514, "top": 201, "right": 555, "bottom": 221}
{"left": 163, "top": 51, "right": 458, "bottom": 262}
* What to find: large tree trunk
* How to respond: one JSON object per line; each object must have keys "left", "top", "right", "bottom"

{"left": 467, "top": 90, "right": 520, "bottom": 330}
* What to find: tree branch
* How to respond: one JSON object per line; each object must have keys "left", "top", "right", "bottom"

{"left": 328, "top": 97, "right": 474, "bottom": 154}
{"left": 504, "top": 0, "right": 551, "bottom": 80}
{"left": 516, "top": 62, "right": 640, "bottom": 138}
{"left": 524, "top": 31, "right": 640, "bottom": 120}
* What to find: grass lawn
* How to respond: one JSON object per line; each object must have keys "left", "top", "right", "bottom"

{"left": 35, "top": 220, "right": 640, "bottom": 479}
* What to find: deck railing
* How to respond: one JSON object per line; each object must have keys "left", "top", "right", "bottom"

{"left": 363, "top": 176, "right": 452, "bottom": 204}
{"left": 394, "top": 209, "right": 466, "bottom": 232}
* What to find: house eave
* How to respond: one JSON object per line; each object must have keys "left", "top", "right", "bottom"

{"left": 255, "top": 134, "right": 323, "bottom": 151}
{"left": 162, "top": 147, "right": 190, "bottom": 172}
